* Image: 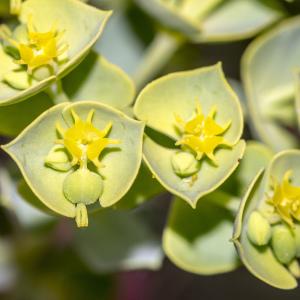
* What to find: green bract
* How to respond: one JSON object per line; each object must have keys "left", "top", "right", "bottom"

{"left": 233, "top": 150, "right": 300, "bottom": 289}
{"left": 135, "top": 0, "right": 283, "bottom": 42}
{"left": 242, "top": 17, "right": 300, "bottom": 151}
{"left": 0, "top": 0, "right": 111, "bottom": 106}
{"left": 74, "top": 208, "right": 163, "bottom": 272}
{"left": 163, "top": 141, "right": 273, "bottom": 275}
{"left": 134, "top": 63, "right": 244, "bottom": 207}
{"left": 62, "top": 51, "right": 135, "bottom": 109}
{"left": 2, "top": 101, "right": 144, "bottom": 227}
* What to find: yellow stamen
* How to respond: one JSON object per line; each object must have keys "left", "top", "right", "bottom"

{"left": 56, "top": 110, "right": 120, "bottom": 169}
{"left": 4, "top": 15, "right": 68, "bottom": 73}
{"left": 267, "top": 171, "right": 300, "bottom": 227}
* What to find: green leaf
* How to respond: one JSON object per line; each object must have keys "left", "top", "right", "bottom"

{"left": 136, "top": 0, "right": 283, "bottom": 42}
{"left": 222, "top": 141, "right": 273, "bottom": 198}
{"left": 62, "top": 51, "right": 135, "bottom": 109}
{"left": 197, "top": 0, "right": 283, "bottom": 42}
{"left": 115, "top": 163, "right": 165, "bottom": 209}
{"left": 163, "top": 193, "right": 239, "bottom": 275}
{"left": 232, "top": 150, "right": 300, "bottom": 289}
{"left": 0, "top": 92, "right": 52, "bottom": 137}
{"left": 2, "top": 101, "right": 144, "bottom": 224}
{"left": 143, "top": 134, "right": 245, "bottom": 207}
{"left": 74, "top": 209, "right": 163, "bottom": 272}
{"left": 0, "top": 0, "right": 111, "bottom": 105}
{"left": 242, "top": 17, "right": 300, "bottom": 151}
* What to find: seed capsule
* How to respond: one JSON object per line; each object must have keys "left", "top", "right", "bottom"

{"left": 271, "top": 224, "right": 296, "bottom": 265}
{"left": 171, "top": 151, "right": 201, "bottom": 177}
{"left": 63, "top": 168, "right": 103, "bottom": 205}
{"left": 247, "top": 211, "right": 271, "bottom": 246}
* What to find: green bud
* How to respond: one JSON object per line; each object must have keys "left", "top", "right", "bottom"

{"left": 271, "top": 224, "right": 296, "bottom": 265}
{"left": 247, "top": 211, "right": 271, "bottom": 246}
{"left": 3, "top": 71, "right": 30, "bottom": 90}
{"left": 294, "top": 225, "right": 300, "bottom": 258}
{"left": 45, "top": 145, "right": 72, "bottom": 172}
{"left": 63, "top": 168, "right": 103, "bottom": 205}
{"left": 32, "top": 65, "right": 53, "bottom": 81}
{"left": 171, "top": 151, "right": 200, "bottom": 177}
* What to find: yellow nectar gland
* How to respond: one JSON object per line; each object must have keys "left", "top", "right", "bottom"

{"left": 267, "top": 171, "right": 300, "bottom": 228}
{"left": 6, "top": 16, "right": 68, "bottom": 73}
{"left": 175, "top": 103, "right": 232, "bottom": 165}
{"left": 56, "top": 109, "right": 120, "bottom": 169}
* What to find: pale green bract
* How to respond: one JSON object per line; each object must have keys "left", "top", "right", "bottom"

{"left": 0, "top": 0, "right": 111, "bottom": 106}
{"left": 2, "top": 101, "right": 144, "bottom": 227}
{"left": 134, "top": 63, "right": 244, "bottom": 207}
{"left": 242, "top": 17, "right": 300, "bottom": 152}
{"left": 233, "top": 150, "right": 300, "bottom": 289}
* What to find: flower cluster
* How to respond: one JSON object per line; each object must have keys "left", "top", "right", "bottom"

{"left": 175, "top": 103, "right": 232, "bottom": 165}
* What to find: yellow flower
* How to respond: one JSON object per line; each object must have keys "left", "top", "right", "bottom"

{"left": 56, "top": 109, "right": 120, "bottom": 168}
{"left": 175, "top": 103, "right": 231, "bottom": 164}
{"left": 8, "top": 16, "right": 68, "bottom": 73}
{"left": 267, "top": 171, "right": 300, "bottom": 227}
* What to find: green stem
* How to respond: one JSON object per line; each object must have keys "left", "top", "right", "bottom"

{"left": 133, "top": 31, "right": 185, "bottom": 90}
{"left": 46, "top": 80, "right": 69, "bottom": 105}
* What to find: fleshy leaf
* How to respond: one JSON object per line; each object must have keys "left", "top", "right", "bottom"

{"left": 116, "top": 163, "right": 165, "bottom": 209}
{"left": 143, "top": 134, "right": 245, "bottom": 207}
{"left": 62, "top": 51, "right": 135, "bottom": 109}
{"left": 242, "top": 17, "right": 300, "bottom": 151}
{"left": 163, "top": 193, "right": 239, "bottom": 275}
{"left": 0, "top": 0, "right": 111, "bottom": 105}
{"left": 232, "top": 150, "right": 300, "bottom": 289}
{"left": 0, "top": 92, "right": 52, "bottom": 137}
{"left": 74, "top": 209, "right": 163, "bottom": 272}
{"left": 2, "top": 101, "right": 144, "bottom": 224}
{"left": 136, "top": 0, "right": 283, "bottom": 42}
{"left": 222, "top": 141, "right": 273, "bottom": 198}
{"left": 197, "top": 0, "right": 283, "bottom": 43}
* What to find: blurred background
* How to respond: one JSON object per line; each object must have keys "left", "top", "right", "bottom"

{"left": 1, "top": 0, "right": 300, "bottom": 299}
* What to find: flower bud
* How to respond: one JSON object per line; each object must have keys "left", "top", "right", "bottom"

{"left": 32, "top": 65, "right": 53, "bottom": 81}
{"left": 247, "top": 211, "right": 271, "bottom": 246}
{"left": 63, "top": 168, "right": 103, "bottom": 205}
{"left": 271, "top": 224, "right": 296, "bottom": 265}
{"left": 45, "top": 145, "right": 72, "bottom": 172}
{"left": 171, "top": 151, "right": 200, "bottom": 177}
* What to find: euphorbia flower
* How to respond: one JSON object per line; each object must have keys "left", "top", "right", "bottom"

{"left": 175, "top": 103, "right": 232, "bottom": 164}
{"left": 56, "top": 109, "right": 120, "bottom": 168}
{"left": 267, "top": 171, "right": 300, "bottom": 227}
{"left": 7, "top": 16, "right": 68, "bottom": 73}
